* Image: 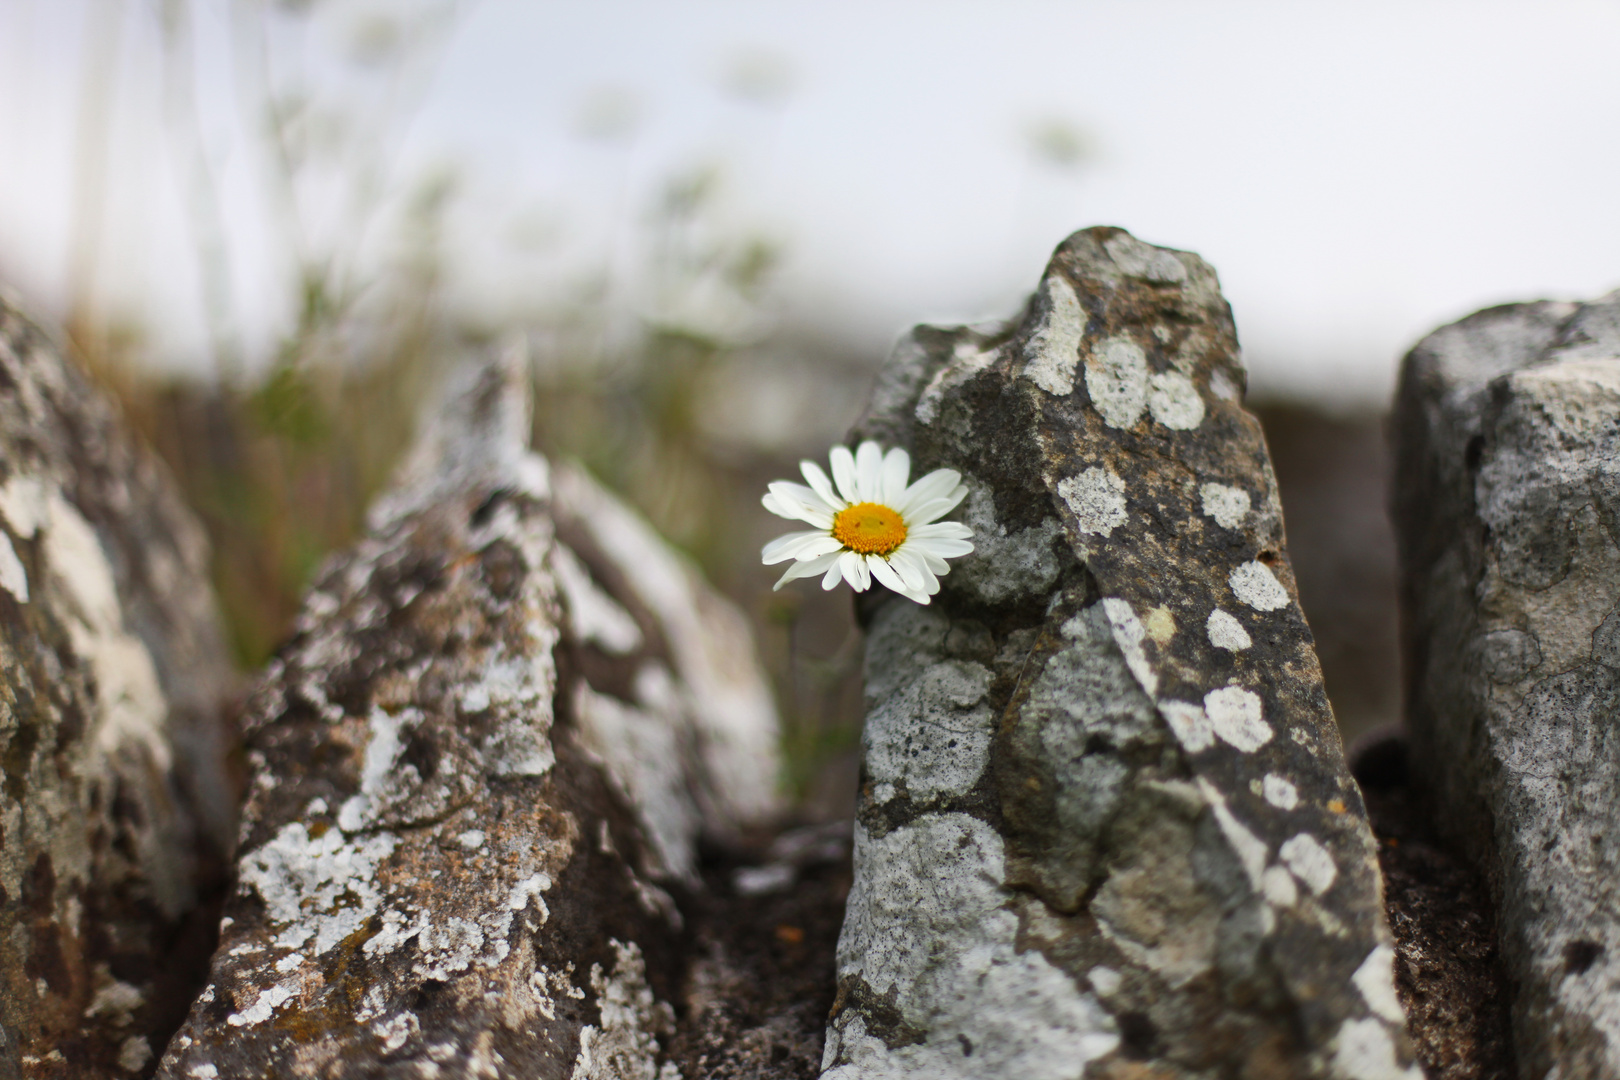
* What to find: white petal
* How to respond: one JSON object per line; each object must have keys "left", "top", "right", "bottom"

{"left": 764, "top": 482, "right": 836, "bottom": 528}
{"left": 887, "top": 548, "right": 930, "bottom": 592}
{"left": 867, "top": 553, "right": 909, "bottom": 595}
{"left": 898, "top": 541, "right": 951, "bottom": 574}
{"left": 773, "top": 551, "right": 841, "bottom": 590}
{"left": 877, "top": 556, "right": 929, "bottom": 602}
{"left": 894, "top": 468, "right": 964, "bottom": 518}
{"left": 880, "top": 447, "right": 911, "bottom": 504}
{"left": 821, "top": 559, "right": 844, "bottom": 590}
{"left": 839, "top": 549, "right": 871, "bottom": 591}
{"left": 855, "top": 442, "right": 884, "bottom": 502}
{"left": 830, "top": 445, "right": 860, "bottom": 503}
{"left": 762, "top": 530, "right": 842, "bottom": 564}
{"left": 909, "top": 521, "right": 974, "bottom": 540}
{"left": 800, "top": 460, "right": 844, "bottom": 509}
{"left": 909, "top": 535, "right": 975, "bottom": 559}
{"left": 904, "top": 492, "right": 968, "bottom": 526}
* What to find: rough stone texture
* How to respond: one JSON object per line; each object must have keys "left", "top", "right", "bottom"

{"left": 0, "top": 291, "right": 235, "bottom": 1077}
{"left": 1393, "top": 292, "right": 1620, "bottom": 1076}
{"left": 821, "top": 227, "right": 1416, "bottom": 1078}
{"left": 157, "top": 349, "right": 780, "bottom": 1078}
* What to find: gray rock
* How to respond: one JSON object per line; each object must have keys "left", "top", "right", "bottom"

{"left": 822, "top": 228, "right": 1415, "bottom": 1079}
{"left": 1394, "top": 291, "right": 1620, "bottom": 1076}
{"left": 0, "top": 291, "right": 235, "bottom": 1077}
{"left": 156, "top": 346, "right": 780, "bottom": 1078}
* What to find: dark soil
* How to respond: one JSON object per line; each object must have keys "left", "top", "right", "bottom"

{"left": 1352, "top": 729, "right": 1515, "bottom": 1079}
{"left": 667, "top": 825, "right": 853, "bottom": 1080}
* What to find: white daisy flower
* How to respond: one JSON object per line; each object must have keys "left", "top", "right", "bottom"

{"left": 761, "top": 441, "right": 975, "bottom": 605}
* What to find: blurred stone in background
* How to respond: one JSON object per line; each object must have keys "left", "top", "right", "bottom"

{"left": 1252, "top": 403, "right": 1400, "bottom": 749}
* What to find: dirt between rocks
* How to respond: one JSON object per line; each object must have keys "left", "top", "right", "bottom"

{"left": 1352, "top": 729, "right": 1515, "bottom": 1080}
{"left": 666, "top": 824, "right": 853, "bottom": 1080}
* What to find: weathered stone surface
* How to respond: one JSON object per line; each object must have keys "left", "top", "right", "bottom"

{"left": 1393, "top": 291, "right": 1620, "bottom": 1076}
{"left": 822, "top": 228, "right": 1415, "bottom": 1078}
{"left": 0, "top": 291, "right": 235, "bottom": 1077}
{"left": 157, "top": 349, "right": 780, "bottom": 1077}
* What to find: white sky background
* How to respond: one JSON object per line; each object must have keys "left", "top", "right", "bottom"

{"left": 2, "top": 1, "right": 1619, "bottom": 406}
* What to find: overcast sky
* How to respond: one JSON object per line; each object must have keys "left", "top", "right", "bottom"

{"left": 3, "top": 0, "right": 1619, "bottom": 405}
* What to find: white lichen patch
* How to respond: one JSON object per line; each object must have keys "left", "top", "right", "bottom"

{"left": 459, "top": 650, "right": 558, "bottom": 779}
{"left": 1148, "top": 371, "right": 1205, "bottom": 430}
{"left": 828, "top": 814, "right": 1118, "bottom": 1079}
{"left": 530, "top": 962, "right": 587, "bottom": 1022}
{"left": 1022, "top": 275, "right": 1086, "bottom": 396}
{"left": 226, "top": 984, "right": 295, "bottom": 1027}
{"left": 36, "top": 492, "right": 171, "bottom": 776}
{"left": 1229, "top": 560, "right": 1289, "bottom": 612}
{"left": 863, "top": 659, "right": 994, "bottom": 801}
{"left": 1353, "top": 945, "right": 1405, "bottom": 1024}
{"left": 1058, "top": 466, "right": 1127, "bottom": 536}
{"left": 1159, "top": 700, "right": 1214, "bottom": 753}
{"left": 117, "top": 1036, "right": 152, "bottom": 1073}
{"left": 1087, "top": 966, "right": 1122, "bottom": 998}
{"left": 1085, "top": 336, "right": 1149, "bottom": 429}
{"left": 1199, "top": 483, "right": 1251, "bottom": 530}
{"left": 1280, "top": 833, "right": 1338, "bottom": 897}
{"left": 1262, "top": 865, "right": 1299, "bottom": 908}
{"left": 1331, "top": 1016, "right": 1423, "bottom": 1080}
{"left": 1196, "top": 780, "right": 1268, "bottom": 890}
{"left": 0, "top": 474, "right": 47, "bottom": 538}
{"left": 553, "top": 543, "right": 642, "bottom": 655}
{"left": 0, "top": 531, "right": 27, "bottom": 601}
{"left": 1262, "top": 774, "right": 1299, "bottom": 811}
{"left": 85, "top": 979, "right": 145, "bottom": 1024}
{"left": 1209, "top": 367, "right": 1241, "bottom": 402}
{"left": 337, "top": 705, "right": 410, "bottom": 832}
{"left": 506, "top": 872, "right": 553, "bottom": 916}
{"left": 570, "top": 939, "right": 677, "bottom": 1080}
{"left": 1206, "top": 608, "right": 1252, "bottom": 651}
{"left": 373, "top": 1010, "right": 420, "bottom": 1053}
{"left": 1204, "top": 685, "right": 1272, "bottom": 752}
{"left": 238, "top": 822, "right": 397, "bottom": 957}
{"left": 1103, "top": 233, "right": 1189, "bottom": 283}
{"left": 1100, "top": 598, "right": 1159, "bottom": 699}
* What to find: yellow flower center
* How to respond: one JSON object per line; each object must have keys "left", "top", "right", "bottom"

{"left": 832, "top": 502, "right": 908, "bottom": 556}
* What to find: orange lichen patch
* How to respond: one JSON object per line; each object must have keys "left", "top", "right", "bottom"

{"left": 1327, "top": 799, "right": 1347, "bottom": 814}
{"left": 831, "top": 502, "right": 907, "bottom": 556}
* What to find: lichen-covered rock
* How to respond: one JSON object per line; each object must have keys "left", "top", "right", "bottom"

{"left": 156, "top": 347, "right": 780, "bottom": 1078}
{"left": 0, "top": 290, "right": 235, "bottom": 1077}
{"left": 821, "top": 228, "right": 1416, "bottom": 1079}
{"left": 1393, "top": 291, "right": 1620, "bottom": 1076}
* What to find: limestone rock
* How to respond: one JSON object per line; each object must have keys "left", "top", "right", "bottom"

{"left": 0, "top": 291, "right": 235, "bottom": 1077}
{"left": 821, "top": 228, "right": 1416, "bottom": 1079}
{"left": 1393, "top": 291, "right": 1620, "bottom": 1076}
{"left": 157, "top": 348, "right": 780, "bottom": 1078}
